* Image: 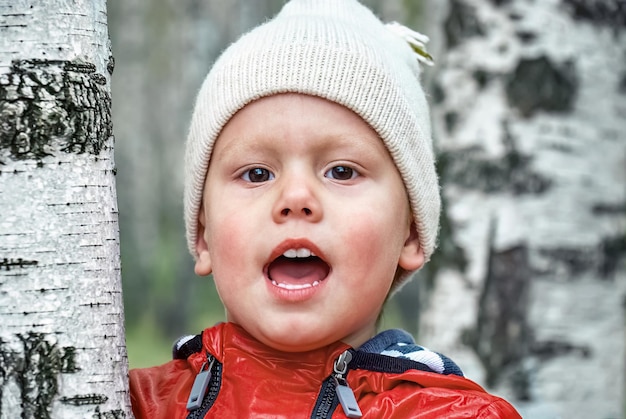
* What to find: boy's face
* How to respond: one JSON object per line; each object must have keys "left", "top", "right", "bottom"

{"left": 195, "top": 93, "right": 424, "bottom": 352}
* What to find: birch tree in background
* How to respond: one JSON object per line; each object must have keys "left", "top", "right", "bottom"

{"left": 0, "top": 1, "right": 131, "bottom": 418}
{"left": 421, "top": 0, "right": 626, "bottom": 417}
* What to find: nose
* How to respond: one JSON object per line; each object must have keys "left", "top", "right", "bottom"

{"left": 272, "top": 173, "right": 322, "bottom": 223}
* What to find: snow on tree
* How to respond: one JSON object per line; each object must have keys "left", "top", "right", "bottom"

{"left": 0, "top": 1, "right": 131, "bottom": 418}
{"left": 421, "top": 0, "right": 626, "bottom": 417}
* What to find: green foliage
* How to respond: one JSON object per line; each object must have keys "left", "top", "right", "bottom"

{"left": 126, "top": 317, "right": 172, "bottom": 369}
{"left": 126, "top": 298, "right": 226, "bottom": 369}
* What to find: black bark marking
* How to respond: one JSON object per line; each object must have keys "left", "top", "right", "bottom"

{"left": 15, "top": 333, "right": 76, "bottom": 418}
{"left": 530, "top": 339, "right": 592, "bottom": 360}
{"left": 515, "top": 30, "right": 538, "bottom": 44}
{"left": 60, "top": 393, "right": 108, "bottom": 406}
{"left": 440, "top": 122, "right": 552, "bottom": 194}
{"left": 0, "top": 59, "right": 112, "bottom": 167}
{"left": 506, "top": 56, "right": 579, "bottom": 117}
{"left": 562, "top": 0, "right": 626, "bottom": 28}
{"left": 537, "top": 235, "right": 626, "bottom": 279}
{"left": 619, "top": 72, "right": 626, "bottom": 94}
{"left": 473, "top": 69, "right": 495, "bottom": 89}
{"left": 464, "top": 230, "right": 532, "bottom": 399}
{"left": 80, "top": 301, "right": 112, "bottom": 308}
{"left": 444, "top": 111, "right": 459, "bottom": 132}
{"left": 592, "top": 202, "right": 626, "bottom": 215}
{"left": 0, "top": 333, "right": 80, "bottom": 418}
{"left": 0, "top": 338, "right": 19, "bottom": 415}
{"left": 599, "top": 235, "right": 626, "bottom": 278}
{"left": 431, "top": 81, "right": 445, "bottom": 104}
{"left": 93, "top": 406, "right": 126, "bottom": 418}
{"left": 538, "top": 247, "right": 595, "bottom": 277}
{"left": 445, "top": 0, "right": 485, "bottom": 49}
{"left": 61, "top": 346, "right": 81, "bottom": 373}
{"left": 107, "top": 56, "right": 115, "bottom": 76}
{"left": 0, "top": 258, "right": 38, "bottom": 271}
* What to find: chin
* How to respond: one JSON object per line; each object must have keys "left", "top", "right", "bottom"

{"left": 265, "top": 338, "right": 330, "bottom": 353}
{"left": 257, "top": 323, "right": 337, "bottom": 353}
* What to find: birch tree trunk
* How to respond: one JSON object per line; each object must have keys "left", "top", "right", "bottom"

{"left": 421, "top": 0, "right": 626, "bottom": 417}
{"left": 0, "top": 1, "right": 131, "bottom": 418}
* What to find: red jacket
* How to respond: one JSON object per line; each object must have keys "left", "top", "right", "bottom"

{"left": 130, "top": 323, "right": 521, "bottom": 418}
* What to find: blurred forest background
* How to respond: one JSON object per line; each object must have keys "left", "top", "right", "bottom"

{"left": 106, "top": 1, "right": 626, "bottom": 417}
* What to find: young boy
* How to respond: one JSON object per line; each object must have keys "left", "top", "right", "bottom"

{"left": 129, "top": 0, "right": 521, "bottom": 417}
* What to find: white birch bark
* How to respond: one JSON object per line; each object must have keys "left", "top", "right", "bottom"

{"left": 0, "top": 1, "right": 131, "bottom": 418}
{"left": 421, "top": 0, "right": 626, "bottom": 418}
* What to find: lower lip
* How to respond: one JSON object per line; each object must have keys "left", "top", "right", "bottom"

{"left": 265, "top": 276, "right": 326, "bottom": 302}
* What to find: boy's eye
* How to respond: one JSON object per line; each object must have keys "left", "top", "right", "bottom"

{"left": 325, "top": 166, "right": 357, "bottom": 181}
{"left": 242, "top": 167, "right": 274, "bottom": 182}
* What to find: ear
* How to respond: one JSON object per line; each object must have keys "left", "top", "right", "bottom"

{"left": 398, "top": 222, "right": 425, "bottom": 271}
{"left": 194, "top": 205, "right": 213, "bottom": 276}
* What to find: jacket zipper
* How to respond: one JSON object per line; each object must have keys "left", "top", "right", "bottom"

{"left": 311, "top": 350, "right": 362, "bottom": 419}
{"left": 185, "top": 350, "right": 359, "bottom": 418}
{"left": 186, "top": 352, "right": 222, "bottom": 419}
{"left": 312, "top": 378, "right": 338, "bottom": 419}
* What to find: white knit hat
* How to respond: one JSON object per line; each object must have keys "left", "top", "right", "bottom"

{"left": 184, "top": 0, "right": 441, "bottom": 276}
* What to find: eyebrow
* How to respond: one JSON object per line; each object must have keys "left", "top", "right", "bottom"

{"left": 214, "top": 128, "right": 385, "bottom": 160}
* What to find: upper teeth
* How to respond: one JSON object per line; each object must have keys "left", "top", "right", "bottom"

{"left": 283, "top": 248, "right": 315, "bottom": 258}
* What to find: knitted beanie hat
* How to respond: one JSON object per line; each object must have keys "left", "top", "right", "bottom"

{"left": 184, "top": 0, "right": 441, "bottom": 276}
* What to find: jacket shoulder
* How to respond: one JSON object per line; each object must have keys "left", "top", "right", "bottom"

{"left": 348, "top": 352, "right": 521, "bottom": 419}
{"left": 404, "top": 373, "right": 521, "bottom": 419}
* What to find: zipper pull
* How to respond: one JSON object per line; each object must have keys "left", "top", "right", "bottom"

{"left": 333, "top": 350, "right": 362, "bottom": 418}
{"left": 186, "top": 354, "right": 215, "bottom": 411}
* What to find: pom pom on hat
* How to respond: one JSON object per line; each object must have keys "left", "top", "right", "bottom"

{"left": 184, "top": 0, "right": 441, "bottom": 286}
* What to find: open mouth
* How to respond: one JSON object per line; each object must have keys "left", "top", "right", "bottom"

{"left": 267, "top": 248, "right": 331, "bottom": 290}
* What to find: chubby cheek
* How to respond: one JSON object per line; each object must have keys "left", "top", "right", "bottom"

{"left": 205, "top": 215, "right": 257, "bottom": 324}
{"left": 205, "top": 209, "right": 253, "bottom": 283}
{"left": 338, "top": 207, "right": 406, "bottom": 284}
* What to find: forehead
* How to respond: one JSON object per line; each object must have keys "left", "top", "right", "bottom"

{"left": 212, "top": 93, "right": 385, "bottom": 155}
